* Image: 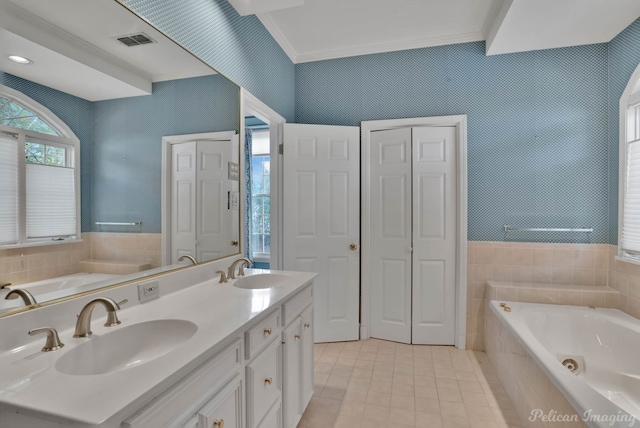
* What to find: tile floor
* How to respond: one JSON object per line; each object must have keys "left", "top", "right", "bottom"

{"left": 298, "top": 339, "right": 524, "bottom": 428}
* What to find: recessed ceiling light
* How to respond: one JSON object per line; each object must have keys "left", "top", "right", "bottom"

{"left": 6, "top": 55, "right": 33, "bottom": 64}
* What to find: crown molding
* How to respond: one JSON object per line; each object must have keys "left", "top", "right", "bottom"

{"left": 294, "top": 31, "right": 486, "bottom": 63}
{"left": 257, "top": 13, "right": 298, "bottom": 63}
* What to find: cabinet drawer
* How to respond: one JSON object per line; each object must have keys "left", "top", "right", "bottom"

{"left": 246, "top": 339, "right": 281, "bottom": 428}
{"left": 122, "top": 339, "right": 241, "bottom": 428}
{"left": 197, "top": 375, "right": 243, "bottom": 428}
{"left": 245, "top": 309, "right": 281, "bottom": 359}
{"left": 282, "top": 284, "right": 312, "bottom": 326}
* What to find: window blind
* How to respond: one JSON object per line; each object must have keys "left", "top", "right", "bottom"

{"left": 26, "top": 164, "right": 76, "bottom": 238}
{"left": 623, "top": 139, "right": 640, "bottom": 253}
{"left": 0, "top": 136, "right": 18, "bottom": 244}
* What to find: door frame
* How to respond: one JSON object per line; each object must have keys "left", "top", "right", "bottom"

{"left": 360, "top": 115, "right": 468, "bottom": 349}
{"left": 241, "top": 89, "right": 286, "bottom": 269}
{"left": 161, "top": 131, "right": 238, "bottom": 266}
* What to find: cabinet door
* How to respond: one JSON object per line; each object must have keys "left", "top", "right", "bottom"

{"left": 247, "top": 339, "right": 281, "bottom": 428}
{"left": 300, "top": 306, "right": 314, "bottom": 413}
{"left": 197, "top": 375, "right": 243, "bottom": 428}
{"left": 282, "top": 318, "right": 302, "bottom": 428}
{"left": 257, "top": 400, "right": 282, "bottom": 428}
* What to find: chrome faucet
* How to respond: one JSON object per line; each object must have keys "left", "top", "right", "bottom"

{"left": 227, "top": 258, "right": 252, "bottom": 280}
{"left": 178, "top": 255, "right": 198, "bottom": 265}
{"left": 73, "top": 297, "right": 122, "bottom": 338}
{"left": 5, "top": 289, "right": 37, "bottom": 306}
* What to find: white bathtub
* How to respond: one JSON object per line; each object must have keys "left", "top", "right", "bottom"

{"left": 489, "top": 300, "right": 640, "bottom": 428}
{"left": 7, "top": 273, "right": 117, "bottom": 296}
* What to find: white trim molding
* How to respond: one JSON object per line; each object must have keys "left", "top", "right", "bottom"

{"left": 360, "top": 115, "right": 468, "bottom": 349}
{"left": 617, "top": 62, "right": 640, "bottom": 259}
{"left": 241, "top": 89, "right": 286, "bottom": 269}
{"left": 160, "top": 131, "right": 239, "bottom": 266}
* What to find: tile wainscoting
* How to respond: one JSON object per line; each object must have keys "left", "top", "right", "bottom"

{"left": 468, "top": 241, "right": 640, "bottom": 351}
{"left": 0, "top": 233, "right": 161, "bottom": 286}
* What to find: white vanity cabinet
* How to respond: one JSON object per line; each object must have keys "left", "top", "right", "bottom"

{"left": 281, "top": 286, "right": 314, "bottom": 428}
{"left": 0, "top": 272, "right": 316, "bottom": 428}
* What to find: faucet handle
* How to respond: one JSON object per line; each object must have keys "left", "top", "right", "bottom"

{"left": 29, "top": 327, "right": 64, "bottom": 352}
{"left": 216, "top": 271, "right": 228, "bottom": 283}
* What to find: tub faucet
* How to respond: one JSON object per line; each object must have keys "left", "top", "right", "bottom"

{"left": 73, "top": 297, "right": 122, "bottom": 338}
{"left": 5, "top": 289, "right": 37, "bottom": 306}
{"left": 178, "top": 255, "right": 198, "bottom": 265}
{"left": 227, "top": 258, "right": 252, "bottom": 280}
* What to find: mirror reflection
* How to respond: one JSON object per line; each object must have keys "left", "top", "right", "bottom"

{"left": 0, "top": 0, "right": 240, "bottom": 314}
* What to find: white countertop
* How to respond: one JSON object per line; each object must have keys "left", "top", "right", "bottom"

{"left": 0, "top": 269, "right": 316, "bottom": 426}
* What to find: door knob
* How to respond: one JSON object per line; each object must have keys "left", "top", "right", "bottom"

{"left": 213, "top": 420, "right": 224, "bottom": 428}
{"left": 230, "top": 240, "right": 238, "bottom": 246}
{"left": 350, "top": 243, "right": 358, "bottom": 251}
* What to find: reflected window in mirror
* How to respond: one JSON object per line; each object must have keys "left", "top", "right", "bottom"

{"left": 0, "top": 86, "right": 79, "bottom": 247}
{"left": 250, "top": 128, "right": 270, "bottom": 268}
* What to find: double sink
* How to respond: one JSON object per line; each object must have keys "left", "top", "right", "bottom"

{"left": 50, "top": 272, "right": 292, "bottom": 376}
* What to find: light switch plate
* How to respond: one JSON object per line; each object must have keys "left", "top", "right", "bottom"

{"left": 138, "top": 280, "right": 160, "bottom": 303}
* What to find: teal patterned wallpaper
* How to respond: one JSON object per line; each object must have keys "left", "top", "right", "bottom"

{"left": 117, "top": 0, "right": 295, "bottom": 122}
{"left": 295, "top": 42, "right": 610, "bottom": 243}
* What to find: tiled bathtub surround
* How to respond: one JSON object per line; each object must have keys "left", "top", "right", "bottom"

{"left": 89, "top": 232, "right": 161, "bottom": 270}
{"left": 0, "top": 232, "right": 160, "bottom": 287}
{"left": 0, "top": 234, "right": 92, "bottom": 286}
{"left": 486, "top": 282, "right": 619, "bottom": 309}
{"left": 485, "top": 308, "right": 587, "bottom": 428}
{"left": 466, "top": 241, "right": 611, "bottom": 351}
{"left": 608, "top": 246, "right": 640, "bottom": 319}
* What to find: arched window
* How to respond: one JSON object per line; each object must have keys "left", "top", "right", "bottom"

{"left": 0, "top": 85, "right": 80, "bottom": 247}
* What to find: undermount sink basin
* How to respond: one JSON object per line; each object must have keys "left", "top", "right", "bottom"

{"left": 233, "top": 273, "right": 291, "bottom": 289}
{"left": 55, "top": 319, "right": 197, "bottom": 376}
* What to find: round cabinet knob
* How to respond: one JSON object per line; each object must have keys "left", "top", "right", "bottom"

{"left": 295, "top": 334, "right": 301, "bottom": 339}
{"left": 265, "top": 377, "right": 273, "bottom": 385}
{"left": 213, "top": 420, "right": 224, "bottom": 428}
{"left": 264, "top": 328, "right": 272, "bottom": 335}
{"left": 230, "top": 240, "right": 238, "bottom": 246}
{"left": 350, "top": 243, "right": 358, "bottom": 251}
{"left": 304, "top": 323, "right": 311, "bottom": 328}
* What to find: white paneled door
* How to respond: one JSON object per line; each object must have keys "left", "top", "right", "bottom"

{"left": 369, "top": 128, "right": 413, "bottom": 344}
{"left": 411, "top": 126, "right": 457, "bottom": 345}
{"left": 369, "top": 126, "right": 457, "bottom": 345}
{"left": 283, "top": 124, "right": 360, "bottom": 343}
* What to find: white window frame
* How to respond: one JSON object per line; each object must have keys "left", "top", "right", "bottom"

{"left": 251, "top": 129, "right": 271, "bottom": 263}
{"left": 0, "top": 85, "right": 81, "bottom": 249}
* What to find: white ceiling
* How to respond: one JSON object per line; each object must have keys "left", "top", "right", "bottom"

{"left": 251, "top": 0, "right": 640, "bottom": 63}
{"left": 0, "top": 0, "right": 215, "bottom": 101}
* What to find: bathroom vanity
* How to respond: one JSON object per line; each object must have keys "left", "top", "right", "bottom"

{"left": 0, "top": 267, "right": 316, "bottom": 428}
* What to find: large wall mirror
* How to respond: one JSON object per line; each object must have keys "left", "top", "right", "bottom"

{"left": 0, "top": 0, "right": 241, "bottom": 315}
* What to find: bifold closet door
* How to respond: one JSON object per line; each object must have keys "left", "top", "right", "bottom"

{"left": 369, "top": 126, "right": 457, "bottom": 345}
{"left": 411, "top": 126, "right": 456, "bottom": 345}
{"left": 283, "top": 123, "right": 360, "bottom": 343}
{"left": 369, "top": 128, "right": 413, "bottom": 344}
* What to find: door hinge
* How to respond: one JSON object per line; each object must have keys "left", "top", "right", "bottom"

{"left": 279, "top": 144, "right": 283, "bottom": 155}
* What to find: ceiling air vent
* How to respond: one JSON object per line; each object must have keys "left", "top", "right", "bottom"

{"left": 116, "top": 33, "right": 156, "bottom": 47}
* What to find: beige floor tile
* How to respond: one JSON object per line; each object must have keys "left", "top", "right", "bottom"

{"left": 373, "top": 370, "right": 394, "bottom": 382}
{"left": 367, "top": 390, "right": 392, "bottom": 406}
{"left": 392, "top": 382, "right": 415, "bottom": 396}
{"left": 391, "top": 393, "right": 416, "bottom": 410}
{"left": 363, "top": 404, "right": 391, "bottom": 422}
{"left": 310, "top": 341, "right": 523, "bottom": 428}
{"left": 415, "top": 411, "right": 443, "bottom": 428}
{"left": 334, "top": 414, "right": 363, "bottom": 427}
